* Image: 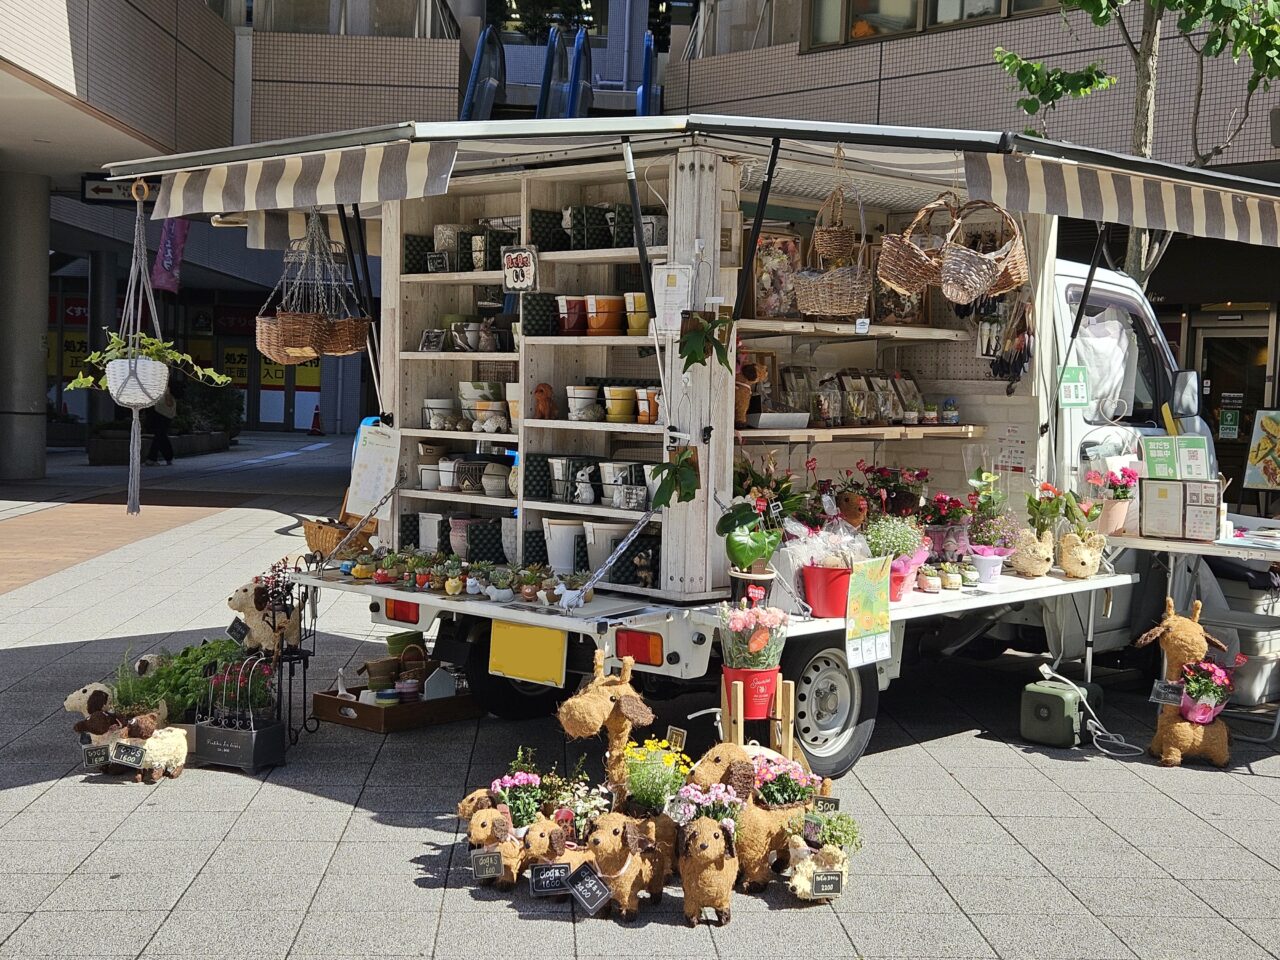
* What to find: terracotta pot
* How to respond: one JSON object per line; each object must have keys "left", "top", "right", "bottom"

{"left": 1059, "top": 531, "right": 1106, "bottom": 579}
{"left": 1097, "top": 498, "right": 1129, "bottom": 536}
{"left": 520, "top": 584, "right": 539, "bottom": 601}
{"left": 1010, "top": 528, "right": 1054, "bottom": 578}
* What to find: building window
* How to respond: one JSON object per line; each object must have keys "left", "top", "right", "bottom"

{"left": 1009, "top": 0, "right": 1055, "bottom": 12}
{"left": 487, "top": 0, "right": 608, "bottom": 42}
{"left": 259, "top": 0, "right": 336, "bottom": 33}
{"left": 808, "top": 0, "right": 845, "bottom": 46}
{"left": 850, "top": 0, "right": 920, "bottom": 39}
{"left": 798, "top": 0, "right": 1054, "bottom": 51}
{"left": 370, "top": 0, "right": 419, "bottom": 34}
{"left": 928, "top": 0, "right": 998, "bottom": 25}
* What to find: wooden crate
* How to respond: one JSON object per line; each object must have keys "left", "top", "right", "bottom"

{"left": 313, "top": 684, "right": 484, "bottom": 733}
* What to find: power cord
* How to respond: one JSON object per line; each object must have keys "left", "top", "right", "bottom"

{"left": 1036, "top": 662, "right": 1145, "bottom": 758}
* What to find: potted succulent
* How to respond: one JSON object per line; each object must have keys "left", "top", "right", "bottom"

{"left": 916, "top": 564, "right": 941, "bottom": 593}
{"left": 1085, "top": 467, "right": 1139, "bottom": 536}
{"left": 921, "top": 401, "right": 939, "bottom": 425}
{"left": 428, "top": 561, "right": 447, "bottom": 592}
{"left": 351, "top": 552, "right": 377, "bottom": 580}
{"left": 442, "top": 557, "right": 466, "bottom": 595}
{"left": 718, "top": 601, "right": 788, "bottom": 719}
{"left": 863, "top": 514, "right": 929, "bottom": 601}
{"left": 467, "top": 560, "right": 494, "bottom": 595}
{"left": 517, "top": 568, "right": 543, "bottom": 601}
{"left": 486, "top": 567, "right": 516, "bottom": 602}
{"left": 374, "top": 552, "right": 404, "bottom": 584}
{"left": 559, "top": 571, "right": 595, "bottom": 605}
{"left": 1011, "top": 482, "right": 1062, "bottom": 578}
{"left": 941, "top": 397, "right": 961, "bottom": 425}
{"left": 1058, "top": 491, "right": 1105, "bottom": 579}
{"left": 961, "top": 562, "right": 980, "bottom": 586}
{"left": 939, "top": 562, "right": 962, "bottom": 590}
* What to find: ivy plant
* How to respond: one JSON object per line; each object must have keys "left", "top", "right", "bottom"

{"left": 66, "top": 330, "right": 231, "bottom": 391}
{"left": 650, "top": 446, "right": 700, "bottom": 508}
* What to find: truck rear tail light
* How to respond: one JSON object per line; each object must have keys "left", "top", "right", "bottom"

{"left": 384, "top": 599, "right": 420, "bottom": 624}
{"left": 616, "top": 629, "right": 663, "bottom": 666}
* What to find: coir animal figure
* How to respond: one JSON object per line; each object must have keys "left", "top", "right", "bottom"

{"left": 584, "top": 812, "right": 665, "bottom": 920}
{"left": 678, "top": 816, "right": 737, "bottom": 927}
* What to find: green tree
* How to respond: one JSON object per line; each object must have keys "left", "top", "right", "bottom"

{"left": 994, "top": 0, "right": 1280, "bottom": 286}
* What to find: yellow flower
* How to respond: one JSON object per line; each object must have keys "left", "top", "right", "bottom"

{"left": 662, "top": 754, "right": 676, "bottom": 767}
{"left": 659, "top": 740, "right": 670, "bottom": 748}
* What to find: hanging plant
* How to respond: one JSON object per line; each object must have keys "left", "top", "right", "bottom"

{"left": 66, "top": 331, "right": 229, "bottom": 392}
{"left": 678, "top": 310, "right": 734, "bottom": 373}
{"left": 650, "top": 446, "right": 700, "bottom": 508}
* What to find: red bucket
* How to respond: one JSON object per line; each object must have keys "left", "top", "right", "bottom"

{"left": 889, "top": 569, "right": 911, "bottom": 602}
{"left": 722, "top": 666, "right": 780, "bottom": 720}
{"left": 801, "top": 565, "right": 851, "bottom": 619}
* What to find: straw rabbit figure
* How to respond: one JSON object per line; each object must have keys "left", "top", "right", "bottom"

{"left": 1134, "top": 598, "right": 1231, "bottom": 768}
{"left": 679, "top": 816, "right": 737, "bottom": 927}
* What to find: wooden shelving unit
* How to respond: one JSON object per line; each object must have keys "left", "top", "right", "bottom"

{"left": 522, "top": 500, "right": 651, "bottom": 521}
{"left": 734, "top": 424, "right": 986, "bottom": 444}
{"left": 522, "top": 335, "right": 670, "bottom": 348}
{"left": 400, "top": 490, "right": 517, "bottom": 509}
{"left": 400, "top": 351, "right": 520, "bottom": 362}
{"left": 522, "top": 419, "right": 667, "bottom": 435}
{"left": 736, "top": 319, "right": 973, "bottom": 343}
{"left": 540, "top": 246, "right": 668, "bottom": 265}
{"left": 401, "top": 269, "right": 505, "bottom": 285}
{"left": 401, "top": 428, "right": 519, "bottom": 444}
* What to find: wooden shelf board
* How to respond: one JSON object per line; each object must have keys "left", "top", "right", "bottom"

{"left": 735, "top": 424, "right": 986, "bottom": 444}
{"left": 400, "top": 351, "right": 520, "bottom": 361}
{"left": 597, "top": 580, "right": 728, "bottom": 602}
{"left": 401, "top": 269, "right": 505, "bottom": 285}
{"left": 900, "top": 425, "right": 987, "bottom": 440}
{"left": 736, "top": 319, "right": 973, "bottom": 343}
{"left": 401, "top": 428, "right": 519, "bottom": 443}
{"left": 521, "top": 335, "right": 670, "bottom": 347}
{"left": 522, "top": 418, "right": 666, "bottom": 435}
{"left": 399, "top": 490, "right": 517, "bottom": 509}
{"left": 522, "top": 500, "right": 655, "bottom": 521}
{"left": 540, "top": 246, "right": 668, "bottom": 265}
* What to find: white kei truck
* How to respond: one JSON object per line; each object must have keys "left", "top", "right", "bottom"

{"left": 108, "top": 116, "right": 1276, "bottom": 775}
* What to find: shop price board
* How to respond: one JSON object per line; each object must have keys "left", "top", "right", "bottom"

{"left": 811, "top": 872, "right": 843, "bottom": 897}
{"left": 82, "top": 744, "right": 111, "bottom": 768}
{"left": 665, "top": 725, "right": 687, "bottom": 752}
{"left": 813, "top": 796, "right": 840, "bottom": 814}
{"left": 528, "top": 863, "right": 571, "bottom": 897}
{"left": 1149, "top": 680, "right": 1185, "bottom": 706}
{"left": 110, "top": 741, "right": 146, "bottom": 768}
{"left": 565, "top": 863, "right": 612, "bottom": 915}
{"left": 348, "top": 424, "right": 400, "bottom": 521}
{"left": 471, "top": 849, "right": 503, "bottom": 881}
{"left": 501, "top": 245, "right": 538, "bottom": 293}
{"left": 845, "top": 556, "right": 891, "bottom": 668}
{"left": 226, "top": 617, "right": 250, "bottom": 644}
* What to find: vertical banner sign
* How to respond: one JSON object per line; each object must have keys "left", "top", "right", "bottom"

{"left": 151, "top": 218, "right": 191, "bottom": 294}
{"left": 501, "top": 246, "right": 538, "bottom": 293}
{"left": 1058, "top": 366, "right": 1090, "bottom": 408}
{"left": 845, "top": 556, "right": 892, "bottom": 668}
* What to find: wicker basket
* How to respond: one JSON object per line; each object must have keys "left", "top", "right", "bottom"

{"left": 967, "top": 199, "right": 1030, "bottom": 295}
{"left": 793, "top": 233, "right": 872, "bottom": 319}
{"left": 876, "top": 193, "right": 959, "bottom": 296}
{"left": 939, "top": 201, "right": 1024, "bottom": 305}
{"left": 301, "top": 492, "right": 377, "bottom": 561}
{"left": 105, "top": 357, "right": 169, "bottom": 410}
{"left": 257, "top": 312, "right": 326, "bottom": 365}
{"left": 812, "top": 188, "right": 858, "bottom": 262}
{"left": 398, "top": 643, "right": 429, "bottom": 682}
{"left": 322, "top": 317, "right": 371, "bottom": 357}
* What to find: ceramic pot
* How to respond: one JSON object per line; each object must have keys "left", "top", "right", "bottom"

{"left": 1010, "top": 528, "right": 1054, "bottom": 578}
{"left": 437, "top": 457, "right": 459, "bottom": 490}
{"left": 351, "top": 561, "right": 377, "bottom": 580}
{"left": 465, "top": 577, "right": 484, "bottom": 595}
{"left": 556, "top": 296, "right": 588, "bottom": 335}
{"left": 940, "top": 571, "right": 962, "bottom": 590}
{"left": 445, "top": 576, "right": 465, "bottom": 596}
{"left": 625, "top": 293, "right": 649, "bottom": 336}
{"left": 486, "top": 586, "right": 514, "bottom": 603}
{"left": 961, "top": 567, "right": 980, "bottom": 587}
{"left": 969, "top": 553, "right": 1003, "bottom": 583}
{"left": 418, "top": 464, "right": 441, "bottom": 491}
{"left": 520, "top": 584, "right": 539, "bottom": 601}
{"left": 917, "top": 572, "right": 941, "bottom": 594}
{"left": 1097, "top": 498, "right": 1129, "bottom": 536}
{"left": 415, "top": 571, "right": 430, "bottom": 589}
{"left": 586, "top": 295, "right": 625, "bottom": 336}
{"left": 1059, "top": 531, "right": 1106, "bottom": 579}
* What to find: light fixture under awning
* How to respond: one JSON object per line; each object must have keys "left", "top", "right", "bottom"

{"left": 151, "top": 139, "right": 457, "bottom": 220}
{"left": 965, "top": 151, "right": 1280, "bottom": 247}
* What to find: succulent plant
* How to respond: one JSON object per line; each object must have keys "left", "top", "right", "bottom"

{"left": 489, "top": 567, "right": 515, "bottom": 589}
{"left": 469, "top": 561, "right": 495, "bottom": 583}
{"left": 442, "top": 557, "right": 464, "bottom": 578}
{"left": 918, "top": 564, "right": 938, "bottom": 578}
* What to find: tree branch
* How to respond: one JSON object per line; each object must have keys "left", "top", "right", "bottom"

{"left": 1187, "top": 34, "right": 1208, "bottom": 165}
{"left": 1115, "top": 10, "right": 1140, "bottom": 61}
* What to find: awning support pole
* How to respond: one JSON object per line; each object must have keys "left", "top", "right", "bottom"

{"left": 1041, "top": 222, "right": 1109, "bottom": 439}
{"left": 336, "top": 204, "right": 384, "bottom": 416}
{"left": 733, "top": 137, "right": 781, "bottom": 324}
{"left": 621, "top": 136, "right": 657, "bottom": 322}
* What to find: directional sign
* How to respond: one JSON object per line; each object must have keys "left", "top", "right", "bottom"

{"left": 81, "top": 176, "right": 160, "bottom": 206}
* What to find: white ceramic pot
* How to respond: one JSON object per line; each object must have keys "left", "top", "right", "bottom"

{"left": 542, "top": 518, "right": 586, "bottom": 573}
{"left": 418, "top": 464, "right": 441, "bottom": 491}
{"left": 438, "top": 457, "right": 459, "bottom": 490}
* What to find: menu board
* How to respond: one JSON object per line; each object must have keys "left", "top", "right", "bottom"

{"left": 348, "top": 424, "right": 400, "bottom": 521}
{"left": 1245, "top": 411, "right": 1280, "bottom": 489}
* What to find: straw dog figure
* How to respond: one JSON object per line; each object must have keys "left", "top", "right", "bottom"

{"left": 584, "top": 812, "right": 664, "bottom": 920}
{"left": 679, "top": 816, "right": 737, "bottom": 927}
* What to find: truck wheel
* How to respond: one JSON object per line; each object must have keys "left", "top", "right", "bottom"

{"left": 781, "top": 636, "right": 878, "bottom": 778}
{"left": 463, "top": 628, "right": 566, "bottom": 720}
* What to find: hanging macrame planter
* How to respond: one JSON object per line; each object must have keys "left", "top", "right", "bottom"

{"left": 113, "top": 182, "right": 170, "bottom": 515}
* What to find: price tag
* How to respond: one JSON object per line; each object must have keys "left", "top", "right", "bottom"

{"left": 813, "top": 796, "right": 840, "bottom": 814}
{"left": 812, "top": 871, "right": 843, "bottom": 897}
{"left": 665, "top": 725, "right": 687, "bottom": 752}
{"left": 854, "top": 318, "right": 871, "bottom": 334}
{"left": 768, "top": 500, "right": 783, "bottom": 517}
{"left": 82, "top": 744, "right": 111, "bottom": 768}
{"left": 471, "top": 849, "right": 503, "bottom": 881}
{"left": 754, "top": 497, "right": 768, "bottom": 514}
{"left": 110, "top": 741, "right": 146, "bottom": 769}
{"left": 226, "top": 617, "right": 250, "bottom": 644}
{"left": 501, "top": 245, "right": 539, "bottom": 293}
{"left": 746, "top": 583, "right": 767, "bottom": 605}
{"left": 528, "top": 862, "right": 571, "bottom": 897}
{"left": 1149, "top": 679, "right": 1185, "bottom": 706}
{"left": 565, "top": 862, "right": 612, "bottom": 915}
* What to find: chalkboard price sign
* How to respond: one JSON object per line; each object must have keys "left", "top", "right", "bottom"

{"left": 471, "top": 849, "right": 503, "bottom": 881}
{"left": 812, "top": 871, "right": 843, "bottom": 897}
{"left": 665, "top": 725, "right": 687, "bottom": 753}
{"left": 1149, "top": 680, "right": 1184, "bottom": 706}
{"left": 226, "top": 617, "right": 250, "bottom": 644}
{"left": 813, "top": 796, "right": 841, "bottom": 814}
{"left": 82, "top": 744, "right": 111, "bottom": 768}
{"left": 565, "top": 862, "right": 612, "bottom": 915}
{"left": 528, "top": 862, "right": 570, "bottom": 897}
{"left": 110, "top": 741, "right": 147, "bottom": 769}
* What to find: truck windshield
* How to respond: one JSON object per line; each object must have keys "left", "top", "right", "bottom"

{"left": 1066, "top": 286, "right": 1161, "bottom": 427}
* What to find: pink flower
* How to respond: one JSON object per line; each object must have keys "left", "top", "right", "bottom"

{"left": 1236, "top": 653, "right": 1249, "bottom": 667}
{"left": 1085, "top": 470, "right": 1104, "bottom": 486}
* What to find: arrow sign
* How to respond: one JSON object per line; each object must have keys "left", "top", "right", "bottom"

{"left": 81, "top": 175, "right": 160, "bottom": 206}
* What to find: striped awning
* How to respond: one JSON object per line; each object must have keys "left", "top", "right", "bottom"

{"left": 152, "top": 140, "right": 456, "bottom": 220}
{"left": 245, "top": 210, "right": 383, "bottom": 256}
{"left": 965, "top": 152, "right": 1280, "bottom": 246}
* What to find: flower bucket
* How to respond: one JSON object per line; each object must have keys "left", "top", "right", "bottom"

{"left": 1097, "top": 498, "right": 1129, "bottom": 536}
{"left": 1179, "top": 693, "right": 1226, "bottom": 725}
{"left": 889, "top": 569, "right": 911, "bottom": 602}
{"left": 730, "top": 569, "right": 776, "bottom": 606}
{"left": 722, "top": 666, "right": 779, "bottom": 720}
{"left": 801, "top": 565, "right": 852, "bottom": 618}
{"left": 969, "top": 552, "right": 1003, "bottom": 583}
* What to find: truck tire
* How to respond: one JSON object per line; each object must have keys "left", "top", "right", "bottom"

{"left": 781, "top": 635, "right": 878, "bottom": 778}
{"left": 463, "top": 626, "right": 567, "bottom": 720}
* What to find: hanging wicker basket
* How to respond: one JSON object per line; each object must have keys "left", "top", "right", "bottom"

{"left": 939, "top": 200, "right": 1024, "bottom": 305}
{"left": 105, "top": 357, "right": 169, "bottom": 410}
{"left": 322, "top": 317, "right": 372, "bottom": 357}
{"left": 812, "top": 188, "right": 858, "bottom": 262}
{"left": 256, "top": 311, "right": 326, "bottom": 365}
{"left": 877, "top": 193, "right": 959, "bottom": 296}
{"left": 793, "top": 264, "right": 872, "bottom": 319}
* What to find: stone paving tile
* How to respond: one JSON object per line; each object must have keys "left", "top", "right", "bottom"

{"left": 574, "top": 911, "right": 715, "bottom": 955}
{"left": 76, "top": 840, "right": 218, "bottom": 876}
{"left": 430, "top": 911, "right": 562, "bottom": 959}
{"left": 0, "top": 909, "right": 168, "bottom": 957}
{"left": 225, "top": 810, "right": 352, "bottom": 842}
{"left": 839, "top": 912, "right": 994, "bottom": 958}
{"left": 109, "top": 809, "right": 240, "bottom": 842}
{"left": 967, "top": 788, "right": 1095, "bottom": 819}
{"left": 1017, "top": 839, "right": 1167, "bottom": 879}
{"left": 244, "top": 782, "right": 363, "bottom": 813}
{"left": 846, "top": 841, "right": 931, "bottom": 877}
{"left": 832, "top": 874, "right": 959, "bottom": 914}
{"left": 174, "top": 873, "right": 322, "bottom": 912}
{"left": 869, "top": 788, "right": 989, "bottom": 818}
{"left": 712, "top": 910, "right": 853, "bottom": 956}
{"left": 890, "top": 814, "right": 1018, "bottom": 846}
{"left": 39, "top": 872, "right": 193, "bottom": 912}
{"left": 1233, "top": 918, "right": 1280, "bottom": 956}
{"left": 309, "top": 873, "right": 444, "bottom": 912}
{"left": 202, "top": 840, "right": 336, "bottom": 875}
{"left": 1103, "top": 915, "right": 1271, "bottom": 960}
{"left": 328, "top": 838, "right": 454, "bottom": 878}
{"left": 940, "top": 876, "right": 1088, "bottom": 915}
{"left": 1194, "top": 878, "right": 1280, "bottom": 918}
{"left": 1061, "top": 877, "right": 1219, "bottom": 918}
{"left": 342, "top": 809, "right": 458, "bottom": 841}
{"left": 1133, "top": 840, "right": 1280, "bottom": 880}
{"left": 2, "top": 874, "right": 65, "bottom": 911}
{"left": 969, "top": 913, "right": 1136, "bottom": 959}
{"left": 438, "top": 880, "right": 572, "bottom": 915}
{"left": 0, "top": 809, "right": 130, "bottom": 842}
{"left": 912, "top": 840, "right": 1050, "bottom": 878}
{"left": 0, "top": 840, "right": 98, "bottom": 874}
{"left": 143, "top": 909, "right": 304, "bottom": 958}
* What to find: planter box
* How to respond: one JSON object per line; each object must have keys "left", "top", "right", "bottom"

{"left": 313, "top": 684, "right": 483, "bottom": 733}
{"left": 87, "top": 430, "right": 230, "bottom": 465}
{"left": 194, "top": 719, "right": 287, "bottom": 773}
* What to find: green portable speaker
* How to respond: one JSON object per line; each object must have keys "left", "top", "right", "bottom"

{"left": 1020, "top": 679, "right": 1102, "bottom": 747}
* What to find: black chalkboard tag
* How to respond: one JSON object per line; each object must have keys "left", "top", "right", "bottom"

{"left": 565, "top": 862, "right": 612, "bottom": 915}
{"left": 802, "top": 814, "right": 823, "bottom": 845}
{"left": 665, "top": 725, "right": 687, "bottom": 753}
{"left": 1149, "top": 680, "right": 1184, "bottom": 706}
{"left": 813, "top": 796, "right": 840, "bottom": 814}
{"left": 812, "top": 871, "right": 843, "bottom": 898}
{"left": 528, "top": 862, "right": 571, "bottom": 897}
{"left": 82, "top": 744, "right": 111, "bottom": 768}
{"left": 110, "top": 741, "right": 146, "bottom": 769}
{"left": 226, "top": 617, "right": 250, "bottom": 644}
{"left": 470, "top": 849, "right": 503, "bottom": 881}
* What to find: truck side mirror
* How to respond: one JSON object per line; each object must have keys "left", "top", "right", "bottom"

{"left": 1169, "top": 370, "right": 1200, "bottom": 419}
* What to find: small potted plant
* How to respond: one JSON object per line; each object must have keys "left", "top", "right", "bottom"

{"left": 442, "top": 557, "right": 466, "bottom": 595}
{"left": 939, "top": 562, "right": 962, "bottom": 590}
{"left": 559, "top": 571, "right": 595, "bottom": 605}
{"left": 863, "top": 514, "right": 929, "bottom": 601}
{"left": 960, "top": 562, "right": 980, "bottom": 586}
{"left": 486, "top": 567, "right": 516, "bottom": 602}
{"left": 351, "top": 552, "right": 377, "bottom": 580}
{"left": 718, "top": 601, "right": 788, "bottom": 719}
{"left": 1085, "top": 467, "right": 1139, "bottom": 536}
{"left": 752, "top": 754, "right": 823, "bottom": 810}
{"left": 517, "top": 568, "right": 543, "bottom": 601}
{"left": 374, "top": 552, "right": 404, "bottom": 584}
{"left": 717, "top": 503, "right": 784, "bottom": 603}
{"left": 916, "top": 564, "right": 941, "bottom": 593}
{"left": 1011, "top": 482, "right": 1062, "bottom": 578}
{"left": 467, "top": 560, "right": 494, "bottom": 595}
{"left": 921, "top": 492, "right": 971, "bottom": 562}
{"left": 1180, "top": 655, "right": 1248, "bottom": 724}
{"left": 902, "top": 402, "right": 921, "bottom": 426}
{"left": 623, "top": 737, "right": 693, "bottom": 818}
{"left": 427, "top": 560, "right": 447, "bottom": 592}
{"left": 1058, "top": 491, "right": 1105, "bottom": 579}
{"left": 921, "top": 401, "right": 939, "bottom": 425}
{"left": 785, "top": 810, "right": 862, "bottom": 902}
{"left": 941, "top": 397, "right": 960, "bottom": 425}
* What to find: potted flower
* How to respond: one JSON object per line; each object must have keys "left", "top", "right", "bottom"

{"left": 718, "top": 601, "right": 788, "bottom": 719}
{"left": 623, "top": 737, "right": 693, "bottom": 817}
{"left": 1011, "top": 482, "right": 1062, "bottom": 578}
{"left": 863, "top": 514, "right": 929, "bottom": 601}
{"left": 486, "top": 567, "right": 516, "bottom": 602}
{"left": 752, "top": 754, "right": 823, "bottom": 810}
{"left": 490, "top": 769, "right": 544, "bottom": 834}
{"left": 786, "top": 809, "right": 862, "bottom": 902}
{"left": 941, "top": 397, "right": 961, "bottom": 425}
{"left": 540, "top": 760, "right": 611, "bottom": 841}
{"left": 351, "top": 552, "right": 377, "bottom": 580}
{"left": 666, "top": 781, "right": 745, "bottom": 835}
{"left": 800, "top": 540, "right": 870, "bottom": 619}
{"left": 442, "top": 557, "right": 466, "bottom": 595}
{"left": 717, "top": 503, "right": 784, "bottom": 603}
{"left": 467, "top": 560, "right": 494, "bottom": 595}
{"left": 916, "top": 564, "right": 941, "bottom": 593}
{"left": 938, "top": 562, "right": 962, "bottom": 590}
{"left": 966, "top": 470, "right": 1016, "bottom": 583}
{"left": 921, "top": 492, "right": 971, "bottom": 562}
{"left": 1085, "top": 467, "right": 1139, "bottom": 536}
{"left": 1058, "top": 491, "right": 1105, "bottom": 579}
{"left": 1180, "top": 655, "right": 1247, "bottom": 724}
{"left": 855, "top": 459, "right": 929, "bottom": 517}
{"left": 960, "top": 562, "right": 980, "bottom": 586}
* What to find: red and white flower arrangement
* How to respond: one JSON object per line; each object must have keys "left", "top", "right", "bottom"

{"left": 1085, "top": 467, "right": 1139, "bottom": 500}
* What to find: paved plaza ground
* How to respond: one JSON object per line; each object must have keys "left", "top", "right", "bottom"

{"left": 3, "top": 435, "right": 1280, "bottom": 958}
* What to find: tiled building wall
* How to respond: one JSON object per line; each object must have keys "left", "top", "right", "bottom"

{"left": 251, "top": 33, "right": 461, "bottom": 140}
{"left": 0, "top": 0, "right": 234, "bottom": 153}
{"left": 666, "top": 9, "right": 1274, "bottom": 166}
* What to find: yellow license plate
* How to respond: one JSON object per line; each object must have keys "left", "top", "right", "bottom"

{"left": 489, "top": 621, "right": 568, "bottom": 688}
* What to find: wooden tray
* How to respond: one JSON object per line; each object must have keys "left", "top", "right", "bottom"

{"left": 312, "top": 684, "right": 483, "bottom": 733}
